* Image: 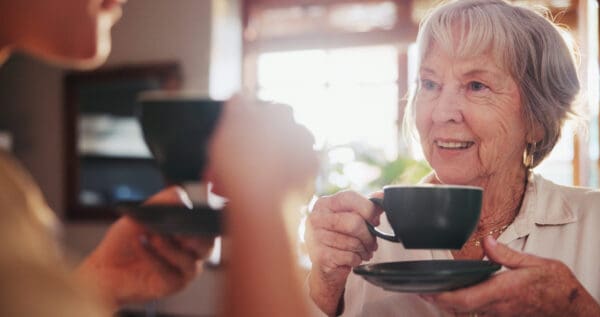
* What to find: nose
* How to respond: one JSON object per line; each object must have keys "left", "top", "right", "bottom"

{"left": 431, "top": 86, "right": 463, "bottom": 124}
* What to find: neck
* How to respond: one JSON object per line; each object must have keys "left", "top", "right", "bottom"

{"left": 448, "top": 165, "right": 529, "bottom": 260}
{"left": 475, "top": 166, "right": 528, "bottom": 234}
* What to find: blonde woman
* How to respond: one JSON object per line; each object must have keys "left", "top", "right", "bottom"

{"left": 0, "top": 0, "right": 318, "bottom": 316}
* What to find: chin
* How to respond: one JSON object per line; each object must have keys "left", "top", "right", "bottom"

{"left": 72, "top": 43, "right": 111, "bottom": 69}
{"left": 39, "top": 48, "right": 107, "bottom": 70}
{"left": 433, "top": 167, "right": 475, "bottom": 185}
{"left": 44, "top": 12, "right": 115, "bottom": 69}
{"left": 70, "top": 54, "right": 109, "bottom": 70}
{"left": 46, "top": 33, "right": 111, "bottom": 70}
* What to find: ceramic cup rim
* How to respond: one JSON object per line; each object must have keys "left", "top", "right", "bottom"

{"left": 138, "top": 90, "right": 216, "bottom": 102}
{"left": 382, "top": 184, "right": 483, "bottom": 191}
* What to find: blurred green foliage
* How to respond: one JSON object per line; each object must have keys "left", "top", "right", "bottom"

{"left": 368, "top": 157, "right": 432, "bottom": 189}
{"left": 316, "top": 143, "right": 431, "bottom": 196}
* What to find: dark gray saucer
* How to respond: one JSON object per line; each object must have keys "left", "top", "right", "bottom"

{"left": 117, "top": 202, "right": 221, "bottom": 236}
{"left": 353, "top": 260, "right": 501, "bottom": 293}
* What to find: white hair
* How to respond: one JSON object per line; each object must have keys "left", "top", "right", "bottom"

{"left": 404, "top": 0, "right": 581, "bottom": 167}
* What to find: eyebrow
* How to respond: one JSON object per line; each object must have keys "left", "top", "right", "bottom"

{"left": 462, "top": 69, "right": 502, "bottom": 78}
{"left": 419, "top": 66, "right": 504, "bottom": 80}
{"left": 419, "top": 67, "right": 437, "bottom": 75}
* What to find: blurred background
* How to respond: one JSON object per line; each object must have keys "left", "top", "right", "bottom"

{"left": 0, "top": 0, "right": 597, "bottom": 316}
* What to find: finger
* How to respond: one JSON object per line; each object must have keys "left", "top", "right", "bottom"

{"left": 427, "top": 267, "right": 527, "bottom": 313}
{"left": 368, "top": 191, "right": 384, "bottom": 199}
{"left": 137, "top": 234, "right": 190, "bottom": 296}
{"left": 314, "top": 229, "right": 372, "bottom": 261}
{"left": 310, "top": 211, "right": 377, "bottom": 252}
{"left": 314, "top": 247, "right": 363, "bottom": 272}
{"left": 143, "top": 186, "right": 187, "bottom": 206}
{"left": 147, "top": 235, "right": 199, "bottom": 281}
{"left": 314, "top": 191, "right": 381, "bottom": 226}
{"left": 173, "top": 236, "right": 216, "bottom": 259}
{"left": 483, "top": 236, "right": 545, "bottom": 269}
{"left": 120, "top": 215, "right": 146, "bottom": 234}
{"left": 368, "top": 191, "right": 385, "bottom": 215}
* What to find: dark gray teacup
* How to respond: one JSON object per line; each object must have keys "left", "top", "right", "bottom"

{"left": 117, "top": 92, "right": 224, "bottom": 236}
{"left": 138, "top": 92, "right": 223, "bottom": 184}
{"left": 368, "top": 185, "right": 483, "bottom": 249}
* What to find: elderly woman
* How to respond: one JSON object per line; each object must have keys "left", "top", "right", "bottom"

{"left": 306, "top": 0, "right": 600, "bottom": 316}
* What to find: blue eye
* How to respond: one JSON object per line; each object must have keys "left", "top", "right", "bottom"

{"left": 421, "top": 79, "right": 438, "bottom": 91}
{"left": 468, "top": 81, "right": 488, "bottom": 91}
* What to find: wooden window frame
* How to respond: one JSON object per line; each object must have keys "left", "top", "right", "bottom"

{"left": 63, "top": 62, "right": 181, "bottom": 221}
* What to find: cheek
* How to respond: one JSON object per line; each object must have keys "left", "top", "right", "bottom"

{"left": 59, "top": 8, "right": 116, "bottom": 65}
{"left": 47, "top": 1, "right": 101, "bottom": 58}
{"left": 468, "top": 110, "right": 526, "bottom": 164}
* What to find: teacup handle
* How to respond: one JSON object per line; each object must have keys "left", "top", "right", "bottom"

{"left": 366, "top": 197, "right": 401, "bottom": 243}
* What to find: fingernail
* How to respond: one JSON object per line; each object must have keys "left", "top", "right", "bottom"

{"left": 372, "top": 217, "right": 380, "bottom": 226}
{"left": 175, "top": 186, "right": 194, "bottom": 209}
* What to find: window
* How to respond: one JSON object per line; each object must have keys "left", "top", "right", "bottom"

{"left": 257, "top": 46, "right": 403, "bottom": 193}
{"left": 244, "top": 0, "right": 420, "bottom": 195}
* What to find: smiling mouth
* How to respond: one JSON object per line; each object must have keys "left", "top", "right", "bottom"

{"left": 435, "top": 140, "right": 475, "bottom": 150}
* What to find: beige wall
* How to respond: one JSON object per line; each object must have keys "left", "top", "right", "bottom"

{"left": 107, "top": 0, "right": 212, "bottom": 92}
{"left": 0, "top": 0, "right": 241, "bottom": 315}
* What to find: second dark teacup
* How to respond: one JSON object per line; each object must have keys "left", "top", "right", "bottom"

{"left": 119, "top": 91, "right": 224, "bottom": 236}
{"left": 368, "top": 185, "right": 483, "bottom": 249}
{"left": 138, "top": 91, "right": 223, "bottom": 184}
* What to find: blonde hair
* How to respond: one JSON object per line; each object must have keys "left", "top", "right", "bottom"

{"left": 0, "top": 152, "right": 108, "bottom": 316}
{"left": 404, "top": 0, "right": 581, "bottom": 167}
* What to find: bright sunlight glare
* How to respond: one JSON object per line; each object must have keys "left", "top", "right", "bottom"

{"left": 257, "top": 46, "right": 400, "bottom": 162}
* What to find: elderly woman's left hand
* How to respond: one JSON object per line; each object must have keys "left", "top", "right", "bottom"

{"left": 422, "top": 236, "right": 600, "bottom": 316}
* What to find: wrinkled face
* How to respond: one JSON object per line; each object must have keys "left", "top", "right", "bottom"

{"left": 10, "top": 0, "right": 124, "bottom": 68}
{"left": 415, "top": 44, "right": 527, "bottom": 186}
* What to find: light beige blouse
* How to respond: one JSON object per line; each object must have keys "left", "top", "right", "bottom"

{"left": 325, "top": 173, "right": 600, "bottom": 316}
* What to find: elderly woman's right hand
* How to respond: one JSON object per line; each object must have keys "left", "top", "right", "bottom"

{"left": 305, "top": 191, "right": 382, "bottom": 316}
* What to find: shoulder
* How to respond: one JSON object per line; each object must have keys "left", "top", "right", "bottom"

{"left": 531, "top": 173, "right": 600, "bottom": 223}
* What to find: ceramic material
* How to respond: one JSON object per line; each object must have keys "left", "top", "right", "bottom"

{"left": 123, "top": 93, "right": 224, "bottom": 235}
{"left": 368, "top": 185, "right": 483, "bottom": 249}
{"left": 353, "top": 260, "right": 501, "bottom": 293}
{"left": 138, "top": 93, "right": 223, "bottom": 184}
{"left": 118, "top": 203, "right": 221, "bottom": 235}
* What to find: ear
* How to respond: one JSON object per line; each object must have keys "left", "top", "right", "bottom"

{"left": 527, "top": 121, "right": 544, "bottom": 143}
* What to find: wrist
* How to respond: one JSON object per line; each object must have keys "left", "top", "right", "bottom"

{"left": 308, "top": 270, "right": 346, "bottom": 316}
{"left": 75, "top": 255, "right": 120, "bottom": 312}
